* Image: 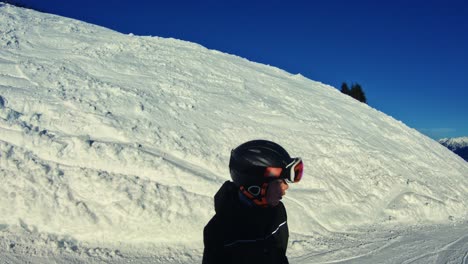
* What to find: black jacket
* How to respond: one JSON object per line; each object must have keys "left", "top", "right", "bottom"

{"left": 203, "top": 181, "right": 289, "bottom": 264}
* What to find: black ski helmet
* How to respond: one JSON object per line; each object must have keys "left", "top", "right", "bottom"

{"left": 229, "top": 139, "right": 293, "bottom": 188}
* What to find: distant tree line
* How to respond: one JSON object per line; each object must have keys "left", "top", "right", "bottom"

{"left": 340, "top": 82, "right": 367, "bottom": 104}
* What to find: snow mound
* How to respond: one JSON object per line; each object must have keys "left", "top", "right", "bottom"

{"left": 0, "top": 4, "right": 467, "bottom": 261}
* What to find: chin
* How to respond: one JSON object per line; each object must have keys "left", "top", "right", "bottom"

{"left": 270, "top": 200, "right": 281, "bottom": 207}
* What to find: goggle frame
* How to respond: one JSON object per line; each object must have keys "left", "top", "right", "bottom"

{"left": 263, "top": 157, "right": 303, "bottom": 183}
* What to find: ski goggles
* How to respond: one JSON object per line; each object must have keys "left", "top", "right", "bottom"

{"left": 263, "top": 157, "right": 304, "bottom": 183}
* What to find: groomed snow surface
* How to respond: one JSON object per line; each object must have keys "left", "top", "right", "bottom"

{"left": 0, "top": 4, "right": 467, "bottom": 263}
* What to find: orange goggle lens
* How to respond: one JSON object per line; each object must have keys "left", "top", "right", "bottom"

{"left": 292, "top": 159, "right": 303, "bottom": 183}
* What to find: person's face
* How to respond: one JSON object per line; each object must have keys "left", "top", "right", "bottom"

{"left": 266, "top": 179, "right": 289, "bottom": 207}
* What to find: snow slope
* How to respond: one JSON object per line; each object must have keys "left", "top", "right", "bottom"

{"left": 0, "top": 4, "right": 467, "bottom": 263}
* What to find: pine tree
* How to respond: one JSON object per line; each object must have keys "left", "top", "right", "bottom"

{"left": 340, "top": 82, "right": 350, "bottom": 95}
{"left": 340, "top": 81, "right": 367, "bottom": 104}
{"left": 350, "top": 83, "right": 367, "bottom": 104}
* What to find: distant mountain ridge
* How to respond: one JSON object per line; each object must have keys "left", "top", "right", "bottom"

{"left": 439, "top": 137, "right": 468, "bottom": 161}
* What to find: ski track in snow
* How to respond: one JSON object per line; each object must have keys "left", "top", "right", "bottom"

{"left": 0, "top": 4, "right": 467, "bottom": 263}
{"left": 290, "top": 224, "right": 468, "bottom": 264}
{"left": 400, "top": 232, "right": 468, "bottom": 264}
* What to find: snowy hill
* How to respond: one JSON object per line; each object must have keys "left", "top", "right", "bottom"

{"left": 0, "top": 4, "right": 467, "bottom": 263}
{"left": 439, "top": 137, "right": 468, "bottom": 161}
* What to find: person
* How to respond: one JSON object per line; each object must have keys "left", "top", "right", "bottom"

{"left": 202, "top": 139, "right": 304, "bottom": 264}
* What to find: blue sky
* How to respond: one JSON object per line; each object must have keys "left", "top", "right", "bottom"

{"left": 17, "top": 0, "right": 468, "bottom": 139}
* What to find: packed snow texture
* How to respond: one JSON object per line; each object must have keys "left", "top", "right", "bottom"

{"left": 0, "top": 4, "right": 467, "bottom": 263}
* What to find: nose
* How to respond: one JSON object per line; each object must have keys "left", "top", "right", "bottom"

{"left": 281, "top": 181, "right": 289, "bottom": 192}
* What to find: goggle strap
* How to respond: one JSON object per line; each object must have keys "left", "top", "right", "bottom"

{"left": 264, "top": 167, "right": 282, "bottom": 178}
